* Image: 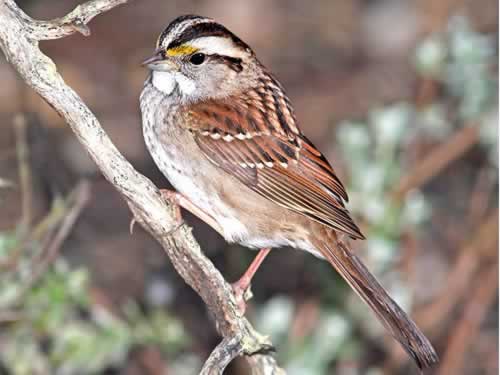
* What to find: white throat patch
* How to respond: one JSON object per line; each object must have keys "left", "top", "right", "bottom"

{"left": 151, "top": 71, "right": 196, "bottom": 96}
{"left": 151, "top": 71, "right": 176, "bottom": 94}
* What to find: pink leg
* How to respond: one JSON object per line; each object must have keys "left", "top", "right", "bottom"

{"left": 161, "top": 189, "right": 271, "bottom": 313}
{"left": 232, "top": 248, "right": 271, "bottom": 313}
{"left": 160, "top": 189, "right": 223, "bottom": 235}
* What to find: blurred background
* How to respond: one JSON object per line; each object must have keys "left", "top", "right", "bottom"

{"left": 0, "top": 0, "right": 498, "bottom": 374}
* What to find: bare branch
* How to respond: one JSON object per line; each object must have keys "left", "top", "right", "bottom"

{"left": 3, "top": 0, "right": 128, "bottom": 40}
{"left": 0, "top": 1, "right": 284, "bottom": 373}
{"left": 200, "top": 336, "right": 244, "bottom": 375}
{"left": 392, "top": 124, "right": 480, "bottom": 200}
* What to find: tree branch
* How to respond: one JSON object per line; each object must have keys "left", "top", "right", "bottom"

{"left": 0, "top": 1, "right": 284, "bottom": 373}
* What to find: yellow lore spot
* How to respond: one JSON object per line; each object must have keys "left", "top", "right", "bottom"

{"left": 166, "top": 45, "right": 198, "bottom": 56}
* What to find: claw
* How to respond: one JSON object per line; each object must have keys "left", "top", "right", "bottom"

{"left": 160, "top": 189, "right": 184, "bottom": 224}
{"left": 232, "top": 281, "right": 253, "bottom": 315}
{"left": 129, "top": 217, "right": 136, "bottom": 234}
{"left": 165, "top": 219, "right": 186, "bottom": 236}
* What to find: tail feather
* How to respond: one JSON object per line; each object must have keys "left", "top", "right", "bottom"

{"left": 315, "top": 232, "right": 438, "bottom": 370}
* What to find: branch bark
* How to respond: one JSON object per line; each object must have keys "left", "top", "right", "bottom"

{"left": 0, "top": 1, "right": 284, "bottom": 373}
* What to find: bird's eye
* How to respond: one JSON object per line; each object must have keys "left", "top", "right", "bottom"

{"left": 189, "top": 53, "right": 206, "bottom": 65}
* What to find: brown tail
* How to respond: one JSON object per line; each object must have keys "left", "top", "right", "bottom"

{"left": 314, "top": 230, "right": 438, "bottom": 370}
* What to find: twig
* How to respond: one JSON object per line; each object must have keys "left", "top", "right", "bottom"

{"left": 393, "top": 124, "right": 480, "bottom": 200}
{"left": 289, "top": 298, "right": 320, "bottom": 341}
{"left": 0, "top": 193, "right": 67, "bottom": 271}
{"left": 415, "top": 78, "right": 439, "bottom": 108}
{"left": 0, "top": 310, "right": 23, "bottom": 324}
{"left": 437, "top": 264, "right": 498, "bottom": 375}
{"left": 413, "top": 210, "right": 498, "bottom": 332}
{"left": 14, "top": 113, "right": 32, "bottom": 232}
{"left": 0, "top": 1, "right": 283, "bottom": 373}
{"left": 0, "top": 113, "right": 34, "bottom": 272}
{"left": 19, "top": 180, "right": 90, "bottom": 294}
{"left": 467, "top": 167, "right": 496, "bottom": 226}
{"left": 12, "top": 0, "right": 128, "bottom": 40}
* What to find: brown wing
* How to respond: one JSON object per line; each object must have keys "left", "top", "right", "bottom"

{"left": 186, "top": 76, "right": 364, "bottom": 239}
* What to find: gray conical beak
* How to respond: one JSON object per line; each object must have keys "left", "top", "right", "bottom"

{"left": 141, "top": 49, "right": 179, "bottom": 72}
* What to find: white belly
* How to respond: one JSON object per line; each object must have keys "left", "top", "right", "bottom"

{"left": 142, "top": 119, "right": 252, "bottom": 244}
{"left": 159, "top": 149, "right": 252, "bottom": 243}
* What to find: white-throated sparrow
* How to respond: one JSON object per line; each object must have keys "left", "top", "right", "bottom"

{"left": 140, "top": 15, "right": 438, "bottom": 369}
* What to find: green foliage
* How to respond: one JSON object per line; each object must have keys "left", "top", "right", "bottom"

{"left": 0, "top": 231, "right": 188, "bottom": 374}
{"left": 415, "top": 16, "right": 498, "bottom": 162}
{"left": 254, "top": 296, "right": 356, "bottom": 375}
{"left": 339, "top": 103, "right": 431, "bottom": 254}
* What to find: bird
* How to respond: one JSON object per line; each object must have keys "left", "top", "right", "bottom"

{"left": 140, "top": 14, "right": 438, "bottom": 370}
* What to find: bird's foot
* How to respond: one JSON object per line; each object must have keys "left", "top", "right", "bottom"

{"left": 160, "top": 189, "right": 184, "bottom": 224}
{"left": 231, "top": 248, "right": 271, "bottom": 315}
{"left": 231, "top": 277, "right": 254, "bottom": 315}
{"left": 160, "top": 189, "right": 224, "bottom": 235}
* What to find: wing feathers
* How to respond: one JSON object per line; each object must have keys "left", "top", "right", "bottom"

{"left": 187, "top": 84, "right": 364, "bottom": 239}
